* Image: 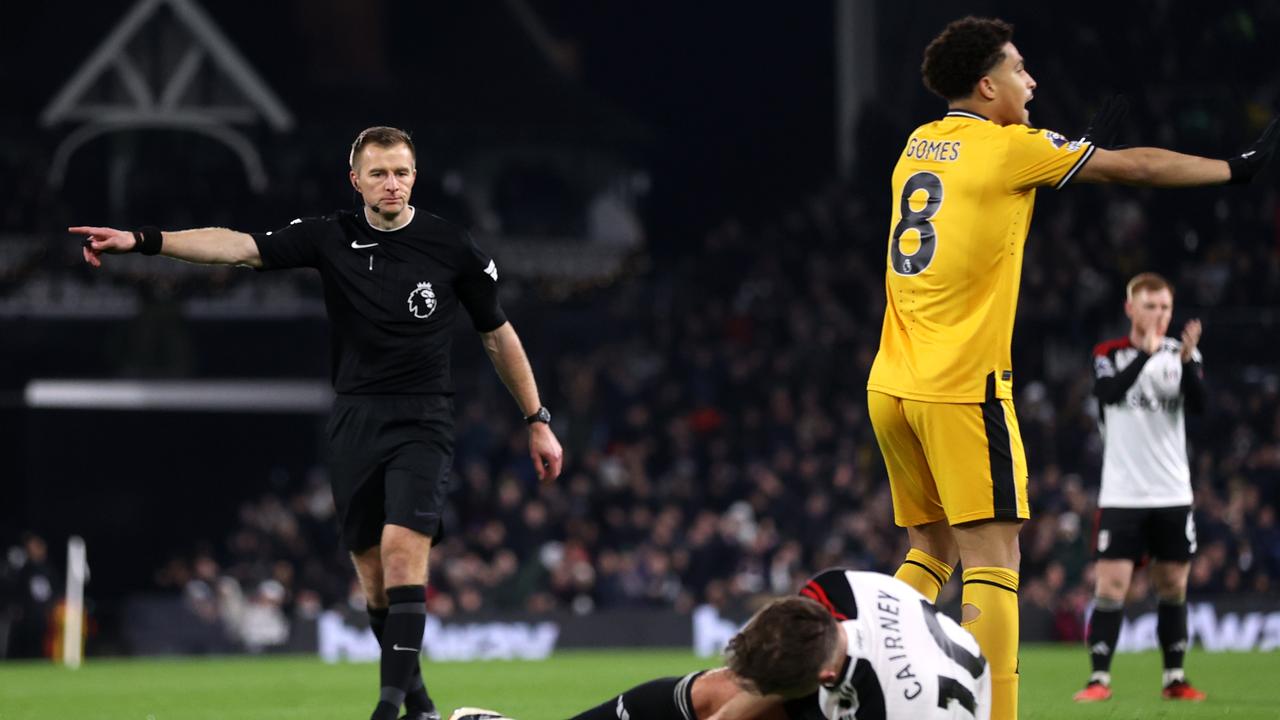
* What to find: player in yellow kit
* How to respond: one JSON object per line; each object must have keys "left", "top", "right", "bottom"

{"left": 867, "top": 16, "right": 1277, "bottom": 720}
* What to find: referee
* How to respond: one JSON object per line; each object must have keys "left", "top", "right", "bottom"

{"left": 71, "top": 126, "right": 563, "bottom": 720}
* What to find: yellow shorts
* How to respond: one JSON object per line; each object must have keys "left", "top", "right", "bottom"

{"left": 868, "top": 389, "right": 1030, "bottom": 527}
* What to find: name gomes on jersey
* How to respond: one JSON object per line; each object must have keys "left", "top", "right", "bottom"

{"left": 905, "top": 137, "right": 961, "bottom": 162}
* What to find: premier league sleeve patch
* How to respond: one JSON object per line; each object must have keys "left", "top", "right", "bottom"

{"left": 1094, "top": 354, "right": 1116, "bottom": 378}
{"left": 1044, "top": 130, "right": 1085, "bottom": 152}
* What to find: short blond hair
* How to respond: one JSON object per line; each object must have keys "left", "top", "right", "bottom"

{"left": 1126, "top": 272, "right": 1173, "bottom": 300}
{"left": 349, "top": 126, "right": 415, "bottom": 169}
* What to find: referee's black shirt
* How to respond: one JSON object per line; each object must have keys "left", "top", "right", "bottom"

{"left": 252, "top": 207, "right": 506, "bottom": 395}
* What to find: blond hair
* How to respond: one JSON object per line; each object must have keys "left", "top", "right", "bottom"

{"left": 349, "top": 126, "right": 415, "bottom": 169}
{"left": 1126, "top": 272, "right": 1173, "bottom": 300}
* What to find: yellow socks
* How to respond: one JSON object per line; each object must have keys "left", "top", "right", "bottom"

{"left": 962, "top": 567, "right": 1020, "bottom": 720}
{"left": 894, "top": 548, "right": 955, "bottom": 602}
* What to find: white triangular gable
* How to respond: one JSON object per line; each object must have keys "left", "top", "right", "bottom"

{"left": 42, "top": 0, "right": 292, "bottom": 192}
{"left": 42, "top": 0, "right": 291, "bottom": 129}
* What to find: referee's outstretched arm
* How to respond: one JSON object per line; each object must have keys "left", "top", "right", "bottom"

{"left": 71, "top": 225, "right": 261, "bottom": 268}
{"left": 482, "top": 321, "right": 564, "bottom": 483}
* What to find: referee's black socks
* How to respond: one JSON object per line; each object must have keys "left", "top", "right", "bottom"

{"left": 368, "top": 603, "right": 435, "bottom": 715}
{"left": 371, "top": 585, "right": 429, "bottom": 720}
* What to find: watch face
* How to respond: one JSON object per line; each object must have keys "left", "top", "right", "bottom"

{"left": 528, "top": 407, "right": 551, "bottom": 424}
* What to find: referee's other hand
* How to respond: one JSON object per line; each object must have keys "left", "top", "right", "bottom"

{"left": 70, "top": 225, "right": 135, "bottom": 268}
{"left": 529, "top": 424, "right": 563, "bottom": 483}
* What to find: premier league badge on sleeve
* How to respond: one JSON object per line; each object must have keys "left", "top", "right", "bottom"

{"left": 1044, "top": 130, "right": 1070, "bottom": 148}
{"left": 407, "top": 282, "right": 437, "bottom": 319}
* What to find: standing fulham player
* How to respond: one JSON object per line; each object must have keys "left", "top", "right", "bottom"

{"left": 71, "top": 126, "right": 564, "bottom": 720}
{"left": 1074, "top": 273, "right": 1206, "bottom": 703}
{"left": 866, "top": 16, "right": 1274, "bottom": 719}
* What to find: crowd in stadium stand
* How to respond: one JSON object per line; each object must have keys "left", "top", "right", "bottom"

{"left": 9, "top": 153, "right": 1280, "bottom": 655}
{"left": 5, "top": 1, "right": 1280, "bottom": 656}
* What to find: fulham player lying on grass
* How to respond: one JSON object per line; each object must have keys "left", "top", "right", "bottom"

{"left": 453, "top": 569, "right": 990, "bottom": 720}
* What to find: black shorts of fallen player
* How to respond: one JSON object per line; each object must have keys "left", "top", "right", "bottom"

{"left": 326, "top": 394, "right": 455, "bottom": 553}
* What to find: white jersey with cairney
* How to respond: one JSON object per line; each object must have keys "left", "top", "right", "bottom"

{"left": 1094, "top": 337, "right": 1200, "bottom": 508}
{"left": 815, "top": 571, "right": 990, "bottom": 720}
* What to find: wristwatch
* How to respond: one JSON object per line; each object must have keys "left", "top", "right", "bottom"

{"left": 524, "top": 406, "right": 551, "bottom": 425}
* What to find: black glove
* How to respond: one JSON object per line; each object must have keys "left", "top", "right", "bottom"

{"left": 1078, "top": 94, "right": 1129, "bottom": 148}
{"left": 1228, "top": 118, "right": 1278, "bottom": 184}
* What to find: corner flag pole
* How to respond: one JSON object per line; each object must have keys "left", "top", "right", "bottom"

{"left": 63, "top": 536, "right": 87, "bottom": 669}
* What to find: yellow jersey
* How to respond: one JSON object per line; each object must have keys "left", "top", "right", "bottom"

{"left": 867, "top": 110, "right": 1095, "bottom": 403}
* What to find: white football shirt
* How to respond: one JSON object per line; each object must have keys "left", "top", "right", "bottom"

{"left": 802, "top": 570, "right": 990, "bottom": 720}
{"left": 1092, "top": 336, "right": 1201, "bottom": 508}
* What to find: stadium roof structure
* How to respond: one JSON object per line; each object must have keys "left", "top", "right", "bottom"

{"left": 39, "top": 0, "right": 293, "bottom": 193}
{"left": 397, "top": 0, "right": 650, "bottom": 147}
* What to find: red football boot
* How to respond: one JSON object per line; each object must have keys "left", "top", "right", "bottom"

{"left": 1073, "top": 681, "right": 1112, "bottom": 702}
{"left": 1162, "top": 679, "right": 1207, "bottom": 701}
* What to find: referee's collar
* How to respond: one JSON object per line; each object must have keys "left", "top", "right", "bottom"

{"left": 362, "top": 205, "right": 416, "bottom": 232}
{"left": 945, "top": 109, "right": 990, "bottom": 122}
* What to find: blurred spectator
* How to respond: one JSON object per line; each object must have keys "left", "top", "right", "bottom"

{"left": 2, "top": 534, "right": 60, "bottom": 658}
{"left": 219, "top": 579, "right": 290, "bottom": 653}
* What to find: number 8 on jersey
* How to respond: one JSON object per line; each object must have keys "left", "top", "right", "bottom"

{"left": 891, "top": 172, "right": 944, "bottom": 276}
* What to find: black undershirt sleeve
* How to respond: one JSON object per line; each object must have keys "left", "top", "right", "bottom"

{"left": 568, "top": 676, "right": 694, "bottom": 720}
{"left": 1181, "top": 360, "right": 1205, "bottom": 414}
{"left": 1094, "top": 351, "right": 1150, "bottom": 405}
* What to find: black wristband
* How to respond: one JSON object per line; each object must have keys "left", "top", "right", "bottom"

{"left": 131, "top": 226, "right": 164, "bottom": 255}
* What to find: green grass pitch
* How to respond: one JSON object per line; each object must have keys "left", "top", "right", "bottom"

{"left": 1, "top": 645, "right": 1276, "bottom": 719}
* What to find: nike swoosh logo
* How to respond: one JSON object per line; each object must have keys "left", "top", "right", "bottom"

{"left": 351, "top": 240, "right": 379, "bottom": 249}
{"left": 392, "top": 644, "right": 419, "bottom": 653}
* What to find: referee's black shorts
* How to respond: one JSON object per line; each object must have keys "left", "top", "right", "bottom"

{"left": 326, "top": 394, "right": 455, "bottom": 553}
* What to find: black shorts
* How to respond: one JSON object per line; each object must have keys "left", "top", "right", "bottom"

{"left": 326, "top": 394, "right": 455, "bottom": 553}
{"left": 1093, "top": 506, "right": 1197, "bottom": 562}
